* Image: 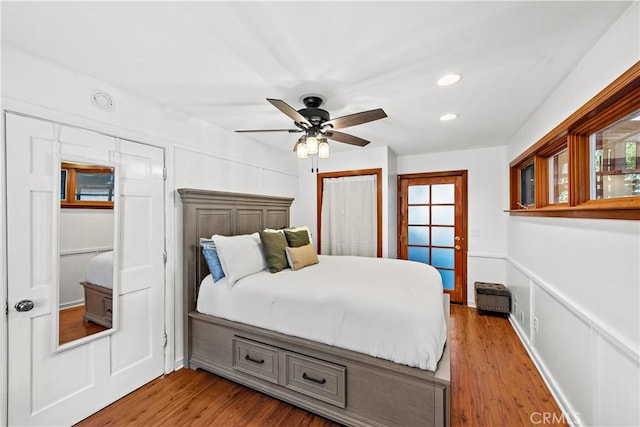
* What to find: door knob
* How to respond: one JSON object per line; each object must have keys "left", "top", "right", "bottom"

{"left": 455, "top": 236, "right": 461, "bottom": 241}
{"left": 14, "top": 300, "right": 34, "bottom": 312}
{"left": 454, "top": 245, "right": 461, "bottom": 251}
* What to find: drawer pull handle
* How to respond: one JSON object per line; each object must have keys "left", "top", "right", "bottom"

{"left": 302, "top": 372, "right": 326, "bottom": 385}
{"left": 244, "top": 354, "right": 265, "bottom": 365}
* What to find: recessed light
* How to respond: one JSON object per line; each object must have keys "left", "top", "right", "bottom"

{"left": 437, "top": 73, "right": 462, "bottom": 86}
{"left": 440, "top": 113, "right": 458, "bottom": 121}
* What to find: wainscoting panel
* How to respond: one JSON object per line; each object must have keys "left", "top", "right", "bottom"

{"left": 507, "top": 257, "right": 640, "bottom": 427}
{"left": 506, "top": 262, "right": 532, "bottom": 340}
{"left": 595, "top": 334, "right": 640, "bottom": 426}
{"left": 174, "top": 147, "right": 298, "bottom": 198}
{"left": 533, "top": 284, "right": 593, "bottom": 425}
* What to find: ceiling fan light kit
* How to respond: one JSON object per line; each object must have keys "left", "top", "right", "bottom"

{"left": 318, "top": 139, "right": 330, "bottom": 159}
{"left": 305, "top": 133, "right": 319, "bottom": 155}
{"left": 295, "top": 138, "right": 308, "bottom": 159}
{"left": 236, "top": 95, "right": 387, "bottom": 161}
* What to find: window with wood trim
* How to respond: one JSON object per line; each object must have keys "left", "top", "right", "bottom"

{"left": 509, "top": 61, "right": 640, "bottom": 220}
{"left": 61, "top": 162, "right": 115, "bottom": 209}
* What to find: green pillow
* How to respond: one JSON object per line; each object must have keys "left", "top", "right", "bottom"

{"left": 284, "top": 229, "right": 310, "bottom": 248}
{"left": 259, "top": 231, "right": 289, "bottom": 273}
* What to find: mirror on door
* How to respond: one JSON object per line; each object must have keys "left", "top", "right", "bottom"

{"left": 58, "top": 161, "right": 117, "bottom": 346}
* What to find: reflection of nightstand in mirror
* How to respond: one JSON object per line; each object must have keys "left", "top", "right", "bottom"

{"left": 80, "top": 281, "right": 113, "bottom": 328}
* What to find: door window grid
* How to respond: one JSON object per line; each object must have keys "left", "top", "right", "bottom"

{"left": 407, "top": 184, "right": 456, "bottom": 290}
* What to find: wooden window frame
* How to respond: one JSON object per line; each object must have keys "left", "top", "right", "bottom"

{"left": 549, "top": 147, "right": 569, "bottom": 205}
{"left": 316, "top": 168, "right": 383, "bottom": 257}
{"left": 61, "top": 162, "right": 114, "bottom": 210}
{"left": 509, "top": 61, "right": 640, "bottom": 220}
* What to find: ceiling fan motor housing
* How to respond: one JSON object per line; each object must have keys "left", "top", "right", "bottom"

{"left": 298, "top": 96, "right": 330, "bottom": 126}
{"left": 298, "top": 107, "right": 330, "bottom": 126}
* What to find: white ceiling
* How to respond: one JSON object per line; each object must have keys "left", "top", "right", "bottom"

{"left": 1, "top": 1, "right": 632, "bottom": 156}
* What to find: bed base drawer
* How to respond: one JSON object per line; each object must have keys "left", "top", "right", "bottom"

{"left": 232, "top": 337, "right": 279, "bottom": 384}
{"left": 231, "top": 336, "right": 346, "bottom": 409}
{"left": 283, "top": 352, "right": 346, "bottom": 408}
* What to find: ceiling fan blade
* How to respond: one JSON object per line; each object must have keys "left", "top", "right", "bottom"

{"left": 267, "top": 98, "right": 312, "bottom": 128}
{"left": 324, "top": 130, "right": 370, "bottom": 147}
{"left": 324, "top": 108, "right": 387, "bottom": 130}
{"left": 235, "top": 129, "right": 301, "bottom": 133}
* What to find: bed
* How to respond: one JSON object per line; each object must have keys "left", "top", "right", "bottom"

{"left": 179, "top": 188, "right": 451, "bottom": 427}
{"left": 80, "top": 250, "right": 113, "bottom": 328}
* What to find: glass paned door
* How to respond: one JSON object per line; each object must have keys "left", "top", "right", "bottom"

{"left": 399, "top": 172, "right": 467, "bottom": 304}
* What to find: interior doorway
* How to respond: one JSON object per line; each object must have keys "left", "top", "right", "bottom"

{"left": 398, "top": 171, "right": 468, "bottom": 304}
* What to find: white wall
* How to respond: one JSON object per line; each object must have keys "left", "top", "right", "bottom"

{"left": 294, "top": 146, "right": 396, "bottom": 257}
{"left": 505, "top": 3, "right": 640, "bottom": 426}
{"left": 398, "top": 145, "right": 509, "bottom": 304}
{"left": 1, "top": 44, "right": 299, "bottom": 376}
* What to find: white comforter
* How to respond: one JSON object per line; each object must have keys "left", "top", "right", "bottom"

{"left": 197, "top": 255, "right": 447, "bottom": 371}
{"left": 85, "top": 251, "right": 114, "bottom": 289}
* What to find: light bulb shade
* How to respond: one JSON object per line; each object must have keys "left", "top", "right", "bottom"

{"left": 318, "top": 140, "right": 330, "bottom": 159}
{"left": 306, "top": 136, "right": 319, "bottom": 155}
{"left": 296, "top": 141, "right": 308, "bottom": 159}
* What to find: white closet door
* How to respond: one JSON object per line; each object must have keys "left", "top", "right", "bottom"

{"left": 111, "top": 138, "right": 165, "bottom": 383}
{"left": 6, "top": 113, "right": 165, "bottom": 426}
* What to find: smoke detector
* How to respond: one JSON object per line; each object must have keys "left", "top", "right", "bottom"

{"left": 91, "top": 91, "right": 114, "bottom": 111}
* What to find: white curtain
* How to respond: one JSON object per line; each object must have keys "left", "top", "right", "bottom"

{"left": 321, "top": 174, "right": 377, "bottom": 257}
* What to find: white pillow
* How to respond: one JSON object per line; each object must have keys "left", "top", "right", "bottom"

{"left": 212, "top": 233, "right": 267, "bottom": 287}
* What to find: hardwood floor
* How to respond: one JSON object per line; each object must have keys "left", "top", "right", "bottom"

{"left": 448, "top": 306, "right": 564, "bottom": 426}
{"left": 78, "top": 306, "right": 565, "bottom": 426}
{"left": 59, "top": 305, "right": 108, "bottom": 345}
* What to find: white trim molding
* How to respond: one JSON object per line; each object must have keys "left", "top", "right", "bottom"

{"left": 467, "top": 252, "right": 507, "bottom": 260}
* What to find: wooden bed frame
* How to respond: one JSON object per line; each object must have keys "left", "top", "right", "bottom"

{"left": 179, "top": 188, "right": 450, "bottom": 427}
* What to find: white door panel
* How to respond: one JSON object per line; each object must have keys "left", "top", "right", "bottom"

{"left": 57, "top": 124, "right": 115, "bottom": 161}
{"left": 6, "top": 113, "right": 165, "bottom": 426}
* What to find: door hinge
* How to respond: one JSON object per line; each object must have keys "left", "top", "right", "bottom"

{"left": 162, "top": 167, "right": 167, "bottom": 181}
{"left": 163, "top": 250, "right": 167, "bottom": 264}
{"left": 163, "top": 332, "right": 168, "bottom": 349}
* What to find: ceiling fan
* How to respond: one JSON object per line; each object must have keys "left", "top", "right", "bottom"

{"left": 235, "top": 96, "right": 387, "bottom": 157}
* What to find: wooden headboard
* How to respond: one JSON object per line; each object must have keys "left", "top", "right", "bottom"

{"left": 178, "top": 188, "right": 294, "bottom": 320}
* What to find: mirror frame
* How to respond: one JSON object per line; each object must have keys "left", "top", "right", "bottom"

{"left": 53, "top": 156, "right": 120, "bottom": 352}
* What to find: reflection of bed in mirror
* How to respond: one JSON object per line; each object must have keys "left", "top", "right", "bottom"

{"left": 80, "top": 251, "right": 113, "bottom": 328}
{"left": 179, "top": 188, "right": 451, "bottom": 427}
